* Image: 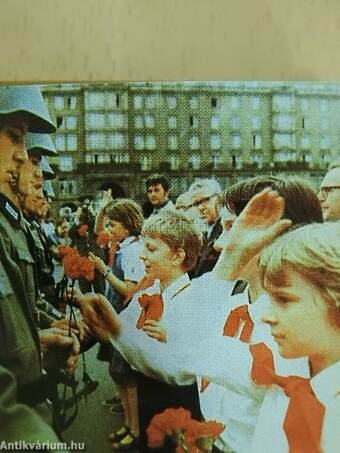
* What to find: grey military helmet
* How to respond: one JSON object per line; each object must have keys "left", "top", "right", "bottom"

{"left": 0, "top": 85, "right": 56, "bottom": 133}
{"left": 40, "top": 156, "right": 55, "bottom": 180}
{"left": 43, "top": 180, "right": 55, "bottom": 199}
{"left": 25, "top": 132, "right": 57, "bottom": 156}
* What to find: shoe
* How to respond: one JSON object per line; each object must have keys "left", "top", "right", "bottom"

{"left": 111, "top": 432, "right": 139, "bottom": 451}
{"left": 109, "top": 402, "right": 124, "bottom": 415}
{"left": 103, "top": 395, "right": 121, "bottom": 407}
{"left": 109, "top": 425, "right": 129, "bottom": 442}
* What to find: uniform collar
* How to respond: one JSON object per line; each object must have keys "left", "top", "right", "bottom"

{"left": 0, "top": 193, "right": 22, "bottom": 228}
{"left": 311, "top": 360, "right": 340, "bottom": 405}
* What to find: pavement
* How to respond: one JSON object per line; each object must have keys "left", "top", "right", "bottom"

{"left": 62, "top": 343, "right": 139, "bottom": 453}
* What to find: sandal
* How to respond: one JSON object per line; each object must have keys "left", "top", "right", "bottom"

{"left": 111, "top": 432, "right": 139, "bottom": 451}
{"left": 108, "top": 425, "right": 130, "bottom": 442}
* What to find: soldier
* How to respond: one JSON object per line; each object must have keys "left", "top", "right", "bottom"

{"left": 0, "top": 85, "right": 73, "bottom": 448}
{"left": 21, "top": 133, "right": 59, "bottom": 309}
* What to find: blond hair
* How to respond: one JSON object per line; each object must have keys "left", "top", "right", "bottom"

{"left": 259, "top": 221, "right": 340, "bottom": 327}
{"left": 142, "top": 209, "right": 203, "bottom": 271}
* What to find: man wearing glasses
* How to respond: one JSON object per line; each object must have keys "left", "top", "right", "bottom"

{"left": 188, "top": 178, "right": 223, "bottom": 277}
{"left": 318, "top": 165, "right": 340, "bottom": 220}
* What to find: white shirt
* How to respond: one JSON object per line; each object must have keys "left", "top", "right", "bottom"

{"left": 116, "top": 236, "right": 145, "bottom": 282}
{"left": 251, "top": 360, "right": 340, "bottom": 453}
{"left": 196, "top": 293, "right": 309, "bottom": 453}
{"left": 111, "top": 272, "right": 235, "bottom": 384}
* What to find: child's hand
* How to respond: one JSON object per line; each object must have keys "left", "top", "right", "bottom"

{"left": 89, "top": 252, "right": 107, "bottom": 274}
{"left": 142, "top": 320, "right": 167, "bottom": 343}
{"left": 214, "top": 188, "right": 292, "bottom": 280}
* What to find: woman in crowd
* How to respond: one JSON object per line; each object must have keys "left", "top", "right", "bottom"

{"left": 90, "top": 198, "right": 145, "bottom": 451}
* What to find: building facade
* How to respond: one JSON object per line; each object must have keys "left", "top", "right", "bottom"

{"left": 41, "top": 81, "right": 340, "bottom": 210}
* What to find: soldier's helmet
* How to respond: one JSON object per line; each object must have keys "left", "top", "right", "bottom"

{"left": 25, "top": 132, "right": 57, "bottom": 156}
{"left": 0, "top": 85, "right": 56, "bottom": 133}
{"left": 40, "top": 156, "right": 55, "bottom": 180}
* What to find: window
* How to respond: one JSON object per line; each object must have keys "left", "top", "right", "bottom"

{"left": 230, "top": 96, "right": 240, "bottom": 109}
{"left": 68, "top": 96, "right": 77, "bottom": 109}
{"left": 134, "top": 115, "right": 144, "bottom": 129}
{"left": 116, "top": 94, "right": 120, "bottom": 108}
{"left": 55, "top": 134, "right": 66, "bottom": 151}
{"left": 190, "top": 154, "right": 201, "bottom": 170}
{"left": 210, "top": 134, "right": 221, "bottom": 150}
{"left": 211, "top": 115, "right": 220, "bottom": 129}
{"left": 253, "top": 134, "right": 262, "bottom": 149}
{"left": 145, "top": 95, "right": 157, "bottom": 109}
{"left": 275, "top": 151, "right": 289, "bottom": 162}
{"left": 168, "top": 135, "right": 177, "bottom": 150}
{"left": 274, "top": 114, "right": 293, "bottom": 130}
{"left": 320, "top": 135, "right": 330, "bottom": 150}
{"left": 167, "top": 96, "right": 177, "bottom": 109}
{"left": 232, "top": 155, "right": 242, "bottom": 169}
{"left": 189, "top": 115, "right": 198, "bottom": 128}
{"left": 134, "top": 135, "right": 144, "bottom": 150}
{"left": 140, "top": 155, "right": 151, "bottom": 170}
{"left": 320, "top": 99, "right": 329, "bottom": 113}
{"left": 273, "top": 133, "right": 295, "bottom": 149}
{"left": 189, "top": 136, "right": 199, "bottom": 150}
{"left": 112, "top": 152, "right": 129, "bottom": 164}
{"left": 320, "top": 117, "right": 329, "bottom": 131}
{"left": 170, "top": 155, "right": 179, "bottom": 170}
{"left": 302, "top": 153, "right": 311, "bottom": 163}
{"left": 231, "top": 133, "right": 241, "bottom": 149}
{"left": 59, "top": 156, "right": 73, "bottom": 172}
{"left": 251, "top": 116, "right": 261, "bottom": 130}
{"left": 87, "top": 132, "right": 106, "bottom": 149}
{"left": 273, "top": 94, "right": 294, "bottom": 111}
{"left": 251, "top": 96, "right": 261, "bottom": 110}
{"left": 231, "top": 114, "right": 240, "bottom": 129}
{"left": 85, "top": 92, "right": 106, "bottom": 109}
{"left": 145, "top": 115, "right": 155, "bottom": 129}
{"left": 106, "top": 93, "right": 117, "bottom": 108}
{"left": 108, "top": 113, "right": 125, "bottom": 128}
{"left": 168, "top": 116, "right": 177, "bottom": 129}
{"left": 85, "top": 113, "right": 105, "bottom": 129}
{"left": 253, "top": 153, "right": 263, "bottom": 167}
{"left": 212, "top": 153, "right": 221, "bottom": 169}
{"left": 189, "top": 96, "right": 199, "bottom": 109}
{"left": 211, "top": 98, "right": 217, "bottom": 108}
{"left": 107, "top": 133, "right": 126, "bottom": 149}
{"left": 97, "top": 154, "right": 110, "bottom": 164}
{"left": 65, "top": 116, "right": 77, "bottom": 130}
{"left": 301, "top": 134, "right": 310, "bottom": 150}
{"left": 133, "top": 95, "right": 143, "bottom": 110}
{"left": 300, "top": 98, "right": 309, "bottom": 112}
{"left": 145, "top": 135, "right": 156, "bottom": 150}
{"left": 67, "top": 135, "right": 77, "bottom": 151}
{"left": 54, "top": 96, "right": 64, "bottom": 110}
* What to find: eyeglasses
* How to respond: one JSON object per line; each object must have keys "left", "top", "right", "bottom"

{"left": 191, "top": 193, "right": 218, "bottom": 208}
{"left": 319, "top": 186, "right": 340, "bottom": 199}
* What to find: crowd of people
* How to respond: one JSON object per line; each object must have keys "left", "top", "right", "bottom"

{"left": 1, "top": 85, "right": 340, "bottom": 453}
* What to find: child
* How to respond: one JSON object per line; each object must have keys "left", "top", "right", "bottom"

{"left": 90, "top": 198, "right": 145, "bottom": 451}
{"left": 78, "top": 209, "right": 236, "bottom": 452}
{"left": 252, "top": 221, "right": 340, "bottom": 453}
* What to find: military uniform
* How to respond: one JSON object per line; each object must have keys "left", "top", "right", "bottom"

{"left": 0, "top": 194, "right": 42, "bottom": 386}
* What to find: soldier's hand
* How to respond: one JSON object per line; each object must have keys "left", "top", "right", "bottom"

{"left": 39, "top": 327, "right": 80, "bottom": 375}
{"left": 77, "top": 293, "right": 120, "bottom": 343}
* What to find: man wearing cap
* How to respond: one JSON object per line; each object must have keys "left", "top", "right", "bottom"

{"left": 0, "top": 85, "right": 71, "bottom": 447}
{"left": 188, "top": 178, "right": 223, "bottom": 277}
{"left": 318, "top": 165, "right": 340, "bottom": 221}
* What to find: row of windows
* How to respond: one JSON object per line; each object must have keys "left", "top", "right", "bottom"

{"left": 54, "top": 130, "right": 333, "bottom": 153}
{"left": 58, "top": 145, "right": 331, "bottom": 173}
{"left": 53, "top": 92, "right": 333, "bottom": 115}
